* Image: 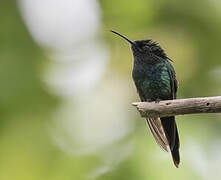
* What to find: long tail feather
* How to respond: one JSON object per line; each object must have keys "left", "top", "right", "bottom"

{"left": 146, "top": 117, "right": 169, "bottom": 152}
{"left": 146, "top": 116, "right": 180, "bottom": 167}
{"left": 161, "top": 116, "right": 180, "bottom": 167}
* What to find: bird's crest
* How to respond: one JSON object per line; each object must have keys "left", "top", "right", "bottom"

{"left": 137, "top": 39, "right": 172, "bottom": 61}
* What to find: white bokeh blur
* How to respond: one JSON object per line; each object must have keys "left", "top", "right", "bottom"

{"left": 18, "top": 0, "right": 135, "bottom": 177}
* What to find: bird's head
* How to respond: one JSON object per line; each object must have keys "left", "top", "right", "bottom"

{"left": 110, "top": 30, "right": 168, "bottom": 60}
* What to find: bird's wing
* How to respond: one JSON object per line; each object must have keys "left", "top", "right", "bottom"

{"left": 163, "top": 60, "right": 180, "bottom": 166}
{"left": 165, "top": 60, "right": 178, "bottom": 99}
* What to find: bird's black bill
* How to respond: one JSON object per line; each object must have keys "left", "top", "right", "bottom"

{"left": 110, "top": 30, "right": 135, "bottom": 45}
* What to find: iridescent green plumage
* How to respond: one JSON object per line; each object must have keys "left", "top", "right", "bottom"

{"left": 110, "top": 30, "right": 180, "bottom": 167}
{"left": 133, "top": 59, "right": 175, "bottom": 101}
{"left": 132, "top": 40, "right": 180, "bottom": 167}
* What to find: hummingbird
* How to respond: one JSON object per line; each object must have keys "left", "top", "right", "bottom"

{"left": 110, "top": 30, "right": 180, "bottom": 167}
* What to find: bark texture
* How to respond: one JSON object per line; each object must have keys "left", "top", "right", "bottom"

{"left": 132, "top": 96, "right": 221, "bottom": 118}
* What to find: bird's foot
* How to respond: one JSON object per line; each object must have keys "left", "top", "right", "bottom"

{"left": 155, "top": 98, "right": 161, "bottom": 103}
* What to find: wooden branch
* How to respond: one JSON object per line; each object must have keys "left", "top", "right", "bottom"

{"left": 132, "top": 96, "right": 221, "bottom": 118}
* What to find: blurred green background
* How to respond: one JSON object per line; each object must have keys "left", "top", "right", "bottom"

{"left": 1, "top": 0, "right": 221, "bottom": 179}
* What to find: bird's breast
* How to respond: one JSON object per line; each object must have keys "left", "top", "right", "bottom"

{"left": 133, "top": 63, "right": 171, "bottom": 100}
